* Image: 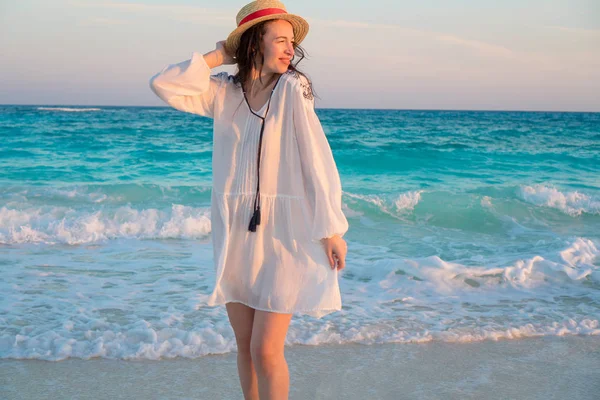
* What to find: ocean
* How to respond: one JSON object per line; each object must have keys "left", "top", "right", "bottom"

{"left": 1, "top": 105, "right": 599, "bottom": 361}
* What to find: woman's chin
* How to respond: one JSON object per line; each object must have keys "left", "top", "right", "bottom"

{"left": 272, "top": 63, "right": 289, "bottom": 73}
{"left": 265, "top": 64, "right": 288, "bottom": 75}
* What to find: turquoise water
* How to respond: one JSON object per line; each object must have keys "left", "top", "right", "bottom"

{"left": 1, "top": 105, "right": 599, "bottom": 360}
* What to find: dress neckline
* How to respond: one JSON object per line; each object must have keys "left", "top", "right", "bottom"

{"left": 250, "top": 100, "right": 268, "bottom": 114}
{"left": 242, "top": 74, "right": 285, "bottom": 115}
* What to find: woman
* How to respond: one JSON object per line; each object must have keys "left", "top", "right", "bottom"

{"left": 149, "top": 1, "right": 348, "bottom": 398}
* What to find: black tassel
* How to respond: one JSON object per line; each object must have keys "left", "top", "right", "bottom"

{"left": 248, "top": 207, "right": 261, "bottom": 232}
{"left": 255, "top": 207, "right": 261, "bottom": 225}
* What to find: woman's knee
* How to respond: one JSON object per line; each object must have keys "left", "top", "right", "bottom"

{"left": 237, "top": 337, "right": 253, "bottom": 355}
{"left": 249, "top": 310, "right": 292, "bottom": 370}
{"left": 250, "top": 340, "right": 283, "bottom": 371}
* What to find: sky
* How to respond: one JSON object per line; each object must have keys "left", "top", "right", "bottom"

{"left": 0, "top": 0, "right": 599, "bottom": 111}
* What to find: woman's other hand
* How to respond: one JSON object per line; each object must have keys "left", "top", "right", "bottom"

{"left": 216, "top": 40, "right": 236, "bottom": 65}
{"left": 321, "top": 235, "right": 347, "bottom": 271}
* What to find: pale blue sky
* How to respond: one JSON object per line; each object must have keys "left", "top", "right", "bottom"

{"left": 1, "top": 0, "right": 598, "bottom": 111}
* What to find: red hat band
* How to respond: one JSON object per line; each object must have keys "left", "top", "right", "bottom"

{"left": 238, "top": 8, "right": 287, "bottom": 26}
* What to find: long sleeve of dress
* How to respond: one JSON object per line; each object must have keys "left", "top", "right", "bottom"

{"left": 149, "top": 51, "right": 228, "bottom": 118}
{"left": 291, "top": 76, "right": 349, "bottom": 243}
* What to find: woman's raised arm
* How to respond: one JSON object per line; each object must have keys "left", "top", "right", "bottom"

{"left": 149, "top": 41, "right": 235, "bottom": 118}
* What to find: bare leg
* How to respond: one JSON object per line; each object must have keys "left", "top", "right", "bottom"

{"left": 226, "top": 302, "right": 259, "bottom": 400}
{"left": 251, "top": 310, "right": 293, "bottom": 400}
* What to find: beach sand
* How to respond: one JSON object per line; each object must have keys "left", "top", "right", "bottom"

{"left": 2, "top": 335, "right": 599, "bottom": 400}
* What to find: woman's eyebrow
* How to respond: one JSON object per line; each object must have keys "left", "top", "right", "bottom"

{"left": 274, "top": 36, "right": 295, "bottom": 40}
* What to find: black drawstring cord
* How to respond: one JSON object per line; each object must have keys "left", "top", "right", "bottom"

{"left": 243, "top": 74, "right": 283, "bottom": 232}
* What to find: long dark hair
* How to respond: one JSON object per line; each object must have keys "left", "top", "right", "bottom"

{"left": 232, "top": 19, "right": 317, "bottom": 99}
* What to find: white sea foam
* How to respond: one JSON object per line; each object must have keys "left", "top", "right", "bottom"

{"left": 2, "top": 315, "right": 597, "bottom": 361}
{"left": 344, "top": 190, "right": 423, "bottom": 218}
{"left": 519, "top": 184, "right": 600, "bottom": 216}
{"left": 393, "top": 190, "right": 423, "bottom": 212}
{"left": 1, "top": 236, "right": 598, "bottom": 360}
{"left": 481, "top": 195, "right": 493, "bottom": 207}
{"left": 0, "top": 204, "right": 211, "bottom": 244}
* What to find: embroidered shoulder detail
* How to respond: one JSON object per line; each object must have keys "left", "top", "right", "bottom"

{"left": 285, "top": 70, "right": 314, "bottom": 101}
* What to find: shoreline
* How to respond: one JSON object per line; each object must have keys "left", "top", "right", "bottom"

{"left": 2, "top": 335, "right": 599, "bottom": 399}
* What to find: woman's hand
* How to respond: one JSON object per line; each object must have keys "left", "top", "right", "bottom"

{"left": 216, "top": 40, "right": 236, "bottom": 65}
{"left": 321, "top": 234, "right": 347, "bottom": 271}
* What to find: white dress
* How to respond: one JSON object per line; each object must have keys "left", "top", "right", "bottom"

{"left": 149, "top": 52, "right": 349, "bottom": 318}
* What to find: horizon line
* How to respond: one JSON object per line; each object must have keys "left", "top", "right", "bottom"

{"left": 1, "top": 103, "right": 599, "bottom": 114}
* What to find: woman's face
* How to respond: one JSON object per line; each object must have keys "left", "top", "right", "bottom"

{"left": 258, "top": 19, "right": 295, "bottom": 75}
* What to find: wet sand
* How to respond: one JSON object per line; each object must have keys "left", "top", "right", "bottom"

{"left": 2, "top": 335, "right": 599, "bottom": 399}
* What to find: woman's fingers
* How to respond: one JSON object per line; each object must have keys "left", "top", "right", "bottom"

{"left": 324, "top": 239, "right": 348, "bottom": 270}
{"left": 327, "top": 249, "right": 335, "bottom": 269}
{"left": 336, "top": 253, "right": 346, "bottom": 270}
{"left": 215, "top": 40, "right": 236, "bottom": 65}
{"left": 330, "top": 249, "right": 346, "bottom": 270}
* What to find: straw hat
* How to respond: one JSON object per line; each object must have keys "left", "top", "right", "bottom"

{"left": 225, "top": 0, "right": 309, "bottom": 55}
